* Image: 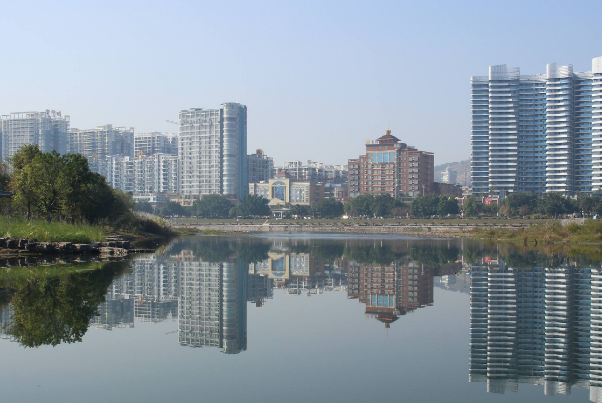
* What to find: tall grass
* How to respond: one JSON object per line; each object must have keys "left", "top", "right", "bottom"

{"left": 0, "top": 217, "right": 105, "bottom": 243}
{"left": 471, "top": 219, "right": 602, "bottom": 244}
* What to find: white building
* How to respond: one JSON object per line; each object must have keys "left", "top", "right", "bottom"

{"left": 0, "top": 110, "right": 70, "bottom": 162}
{"left": 134, "top": 132, "right": 178, "bottom": 157}
{"left": 471, "top": 56, "right": 602, "bottom": 197}
{"left": 441, "top": 166, "right": 458, "bottom": 184}
{"left": 104, "top": 153, "right": 178, "bottom": 194}
{"left": 134, "top": 154, "right": 178, "bottom": 194}
{"left": 105, "top": 155, "right": 135, "bottom": 193}
{"left": 68, "top": 125, "right": 134, "bottom": 177}
{"left": 178, "top": 103, "right": 247, "bottom": 198}
{"left": 247, "top": 149, "right": 274, "bottom": 183}
{"left": 282, "top": 160, "right": 348, "bottom": 184}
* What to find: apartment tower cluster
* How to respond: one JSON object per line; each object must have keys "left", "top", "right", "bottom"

{"left": 471, "top": 56, "right": 602, "bottom": 197}
{"left": 0, "top": 103, "right": 249, "bottom": 203}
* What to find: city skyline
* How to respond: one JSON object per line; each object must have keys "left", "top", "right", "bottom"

{"left": 3, "top": 1, "right": 602, "bottom": 167}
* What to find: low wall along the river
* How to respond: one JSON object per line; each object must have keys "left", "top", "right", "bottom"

{"left": 181, "top": 222, "right": 531, "bottom": 236}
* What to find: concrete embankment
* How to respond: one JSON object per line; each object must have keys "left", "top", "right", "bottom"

{"left": 180, "top": 222, "right": 531, "bottom": 237}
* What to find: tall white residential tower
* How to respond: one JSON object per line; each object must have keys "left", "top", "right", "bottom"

{"left": 471, "top": 56, "right": 602, "bottom": 197}
{"left": 178, "top": 103, "right": 247, "bottom": 199}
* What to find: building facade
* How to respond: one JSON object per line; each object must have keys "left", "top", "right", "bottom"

{"left": 104, "top": 153, "right": 178, "bottom": 194}
{"left": 179, "top": 103, "right": 247, "bottom": 199}
{"left": 1, "top": 110, "right": 70, "bottom": 162}
{"left": 348, "top": 130, "right": 434, "bottom": 198}
{"left": 281, "top": 160, "right": 348, "bottom": 184}
{"left": 134, "top": 132, "right": 178, "bottom": 157}
{"left": 249, "top": 172, "right": 325, "bottom": 206}
{"left": 441, "top": 166, "right": 458, "bottom": 184}
{"left": 68, "top": 125, "right": 134, "bottom": 177}
{"left": 247, "top": 149, "right": 274, "bottom": 183}
{"left": 471, "top": 56, "right": 602, "bottom": 197}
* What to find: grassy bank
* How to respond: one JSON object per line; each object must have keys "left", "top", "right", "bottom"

{"left": 470, "top": 220, "right": 602, "bottom": 244}
{"left": 0, "top": 217, "right": 105, "bottom": 243}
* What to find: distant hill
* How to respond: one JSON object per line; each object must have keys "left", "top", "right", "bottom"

{"left": 434, "top": 159, "right": 470, "bottom": 186}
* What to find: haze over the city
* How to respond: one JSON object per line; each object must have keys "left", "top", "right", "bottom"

{"left": 1, "top": 0, "right": 601, "bottom": 165}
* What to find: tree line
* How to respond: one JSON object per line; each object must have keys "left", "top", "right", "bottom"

{"left": 463, "top": 192, "right": 602, "bottom": 218}
{"left": 6, "top": 145, "right": 132, "bottom": 223}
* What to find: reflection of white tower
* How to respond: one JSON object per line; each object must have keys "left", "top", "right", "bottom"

{"left": 178, "top": 258, "right": 247, "bottom": 353}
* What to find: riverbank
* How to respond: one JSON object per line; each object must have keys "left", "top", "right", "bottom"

{"left": 179, "top": 219, "right": 602, "bottom": 245}
{"left": 469, "top": 220, "right": 602, "bottom": 244}
{"left": 179, "top": 221, "right": 532, "bottom": 238}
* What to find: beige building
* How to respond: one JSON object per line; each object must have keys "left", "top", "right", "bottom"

{"left": 248, "top": 172, "right": 324, "bottom": 206}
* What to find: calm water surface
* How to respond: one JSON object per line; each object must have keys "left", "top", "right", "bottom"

{"left": 1, "top": 234, "right": 600, "bottom": 403}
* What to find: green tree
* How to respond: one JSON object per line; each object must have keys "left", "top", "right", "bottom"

{"left": 193, "top": 194, "right": 234, "bottom": 218}
{"left": 578, "top": 194, "right": 602, "bottom": 216}
{"left": 344, "top": 195, "right": 374, "bottom": 217}
{"left": 8, "top": 144, "right": 41, "bottom": 174}
{"left": 161, "top": 201, "right": 186, "bottom": 217}
{"left": 236, "top": 194, "right": 271, "bottom": 217}
{"left": 28, "top": 151, "right": 64, "bottom": 222}
{"left": 410, "top": 194, "right": 440, "bottom": 217}
{"left": 135, "top": 201, "right": 154, "bottom": 214}
{"left": 537, "top": 193, "right": 577, "bottom": 217}
{"left": 290, "top": 204, "right": 312, "bottom": 218}
{"left": 463, "top": 196, "right": 479, "bottom": 217}
{"left": 60, "top": 153, "right": 93, "bottom": 223}
{"left": 437, "top": 196, "right": 459, "bottom": 216}
{"left": 503, "top": 193, "right": 538, "bottom": 216}
{"left": 371, "top": 194, "right": 396, "bottom": 217}
{"left": 313, "top": 198, "right": 344, "bottom": 218}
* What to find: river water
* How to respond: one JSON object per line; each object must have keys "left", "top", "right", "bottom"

{"left": 1, "top": 234, "right": 601, "bottom": 403}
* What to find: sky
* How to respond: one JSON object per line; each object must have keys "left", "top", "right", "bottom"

{"left": 1, "top": 0, "right": 601, "bottom": 167}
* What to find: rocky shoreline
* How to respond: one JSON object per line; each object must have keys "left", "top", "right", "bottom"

{"left": 0, "top": 236, "right": 154, "bottom": 257}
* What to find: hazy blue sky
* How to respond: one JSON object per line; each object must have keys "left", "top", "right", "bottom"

{"left": 1, "top": 0, "right": 601, "bottom": 166}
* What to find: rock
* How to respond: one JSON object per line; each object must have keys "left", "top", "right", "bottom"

{"left": 25, "top": 243, "right": 38, "bottom": 251}
{"left": 73, "top": 244, "right": 92, "bottom": 253}
{"left": 115, "top": 241, "right": 130, "bottom": 249}
{"left": 18, "top": 239, "right": 29, "bottom": 249}
{"left": 57, "top": 242, "right": 74, "bottom": 254}
{"left": 0, "top": 238, "right": 6, "bottom": 248}
{"left": 35, "top": 243, "right": 56, "bottom": 253}
{"left": 6, "top": 238, "right": 18, "bottom": 249}
{"left": 99, "top": 247, "right": 128, "bottom": 256}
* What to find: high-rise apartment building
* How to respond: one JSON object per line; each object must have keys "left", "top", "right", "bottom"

{"left": 134, "top": 154, "right": 179, "bottom": 194}
{"left": 68, "top": 125, "right": 134, "bottom": 177}
{"left": 471, "top": 56, "right": 602, "bottom": 197}
{"left": 0, "top": 110, "right": 70, "bottom": 162}
{"left": 281, "top": 160, "right": 348, "bottom": 184}
{"left": 134, "top": 132, "right": 178, "bottom": 157}
{"left": 441, "top": 166, "right": 458, "bottom": 184}
{"left": 348, "top": 130, "right": 434, "bottom": 198}
{"left": 247, "top": 149, "right": 274, "bottom": 183}
{"left": 104, "top": 154, "right": 178, "bottom": 194}
{"left": 179, "top": 103, "right": 247, "bottom": 199}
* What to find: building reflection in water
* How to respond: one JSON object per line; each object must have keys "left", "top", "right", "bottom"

{"left": 347, "top": 261, "right": 433, "bottom": 327}
{"left": 470, "top": 259, "right": 602, "bottom": 402}
{"left": 0, "top": 238, "right": 462, "bottom": 351}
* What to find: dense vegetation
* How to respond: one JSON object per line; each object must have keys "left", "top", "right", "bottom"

{"left": 0, "top": 145, "right": 172, "bottom": 239}
{"left": 344, "top": 194, "right": 407, "bottom": 218}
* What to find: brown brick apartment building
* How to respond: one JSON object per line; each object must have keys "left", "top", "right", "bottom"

{"left": 348, "top": 130, "right": 434, "bottom": 198}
